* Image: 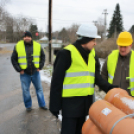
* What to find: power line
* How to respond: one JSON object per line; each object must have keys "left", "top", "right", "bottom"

{"left": 0, "top": 12, "right": 93, "bottom": 22}
{"left": 53, "top": 4, "right": 92, "bottom": 9}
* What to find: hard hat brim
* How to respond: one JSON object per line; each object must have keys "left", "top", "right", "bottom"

{"left": 76, "top": 32, "right": 101, "bottom": 39}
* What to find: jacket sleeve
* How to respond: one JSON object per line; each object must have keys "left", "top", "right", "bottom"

{"left": 39, "top": 47, "right": 45, "bottom": 70}
{"left": 94, "top": 54, "right": 118, "bottom": 93}
{"left": 101, "top": 57, "right": 108, "bottom": 81}
{"left": 49, "top": 50, "right": 71, "bottom": 112}
{"left": 11, "top": 46, "right": 22, "bottom": 72}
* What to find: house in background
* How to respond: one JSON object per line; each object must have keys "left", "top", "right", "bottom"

{"left": 39, "top": 36, "right": 62, "bottom": 44}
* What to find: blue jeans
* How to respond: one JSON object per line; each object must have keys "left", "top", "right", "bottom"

{"left": 20, "top": 71, "right": 46, "bottom": 108}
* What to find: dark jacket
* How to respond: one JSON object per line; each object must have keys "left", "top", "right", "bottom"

{"left": 11, "top": 40, "right": 45, "bottom": 75}
{"left": 101, "top": 51, "right": 131, "bottom": 95}
{"left": 50, "top": 41, "right": 117, "bottom": 117}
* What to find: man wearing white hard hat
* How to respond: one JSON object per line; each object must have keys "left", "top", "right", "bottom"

{"left": 49, "top": 24, "right": 118, "bottom": 134}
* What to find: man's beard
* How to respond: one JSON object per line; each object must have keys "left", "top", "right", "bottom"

{"left": 24, "top": 40, "right": 32, "bottom": 44}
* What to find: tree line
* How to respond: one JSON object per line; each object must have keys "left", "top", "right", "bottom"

{"left": 0, "top": 1, "right": 130, "bottom": 44}
{"left": 49, "top": 3, "right": 125, "bottom": 45}
{"left": 0, "top": 0, "right": 45, "bottom": 43}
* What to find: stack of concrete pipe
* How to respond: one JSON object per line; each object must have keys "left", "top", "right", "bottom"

{"left": 82, "top": 88, "right": 134, "bottom": 134}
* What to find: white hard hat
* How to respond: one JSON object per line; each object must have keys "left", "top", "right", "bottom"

{"left": 76, "top": 24, "right": 101, "bottom": 38}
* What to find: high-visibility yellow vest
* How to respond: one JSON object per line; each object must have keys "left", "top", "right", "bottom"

{"left": 107, "top": 50, "right": 134, "bottom": 96}
{"left": 16, "top": 40, "right": 41, "bottom": 69}
{"left": 62, "top": 44, "right": 95, "bottom": 97}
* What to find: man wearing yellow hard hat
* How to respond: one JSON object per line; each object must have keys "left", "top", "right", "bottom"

{"left": 101, "top": 31, "right": 134, "bottom": 96}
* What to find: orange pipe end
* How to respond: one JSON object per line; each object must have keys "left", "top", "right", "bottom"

{"left": 105, "top": 89, "right": 134, "bottom": 114}
{"left": 82, "top": 118, "right": 103, "bottom": 134}
{"left": 82, "top": 119, "right": 94, "bottom": 134}
{"left": 89, "top": 100, "right": 134, "bottom": 134}
{"left": 104, "top": 88, "right": 128, "bottom": 103}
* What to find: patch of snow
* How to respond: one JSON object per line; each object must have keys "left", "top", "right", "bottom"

{"left": 99, "top": 58, "right": 105, "bottom": 70}
{"left": 101, "top": 108, "right": 112, "bottom": 116}
{"left": 95, "top": 95, "right": 102, "bottom": 100}
{"left": 114, "top": 93, "right": 120, "bottom": 98}
{"left": 121, "top": 97, "right": 134, "bottom": 110}
{"left": 40, "top": 70, "right": 51, "bottom": 84}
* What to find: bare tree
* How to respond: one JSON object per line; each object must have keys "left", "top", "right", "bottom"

{"left": 52, "top": 31, "right": 59, "bottom": 40}
{"left": 5, "top": 15, "right": 13, "bottom": 42}
{"left": 0, "top": 0, "right": 10, "bottom": 8}
{"left": 96, "top": 18, "right": 105, "bottom": 38}
{"left": 58, "top": 28, "right": 70, "bottom": 43}
{"left": 0, "top": 0, "right": 11, "bottom": 42}
{"left": 95, "top": 18, "right": 105, "bottom": 37}
{"left": 0, "top": 0, "right": 35, "bottom": 42}
{"left": 13, "top": 16, "right": 34, "bottom": 41}
{"left": 0, "top": 7, "right": 10, "bottom": 42}
{"left": 67, "top": 24, "right": 79, "bottom": 43}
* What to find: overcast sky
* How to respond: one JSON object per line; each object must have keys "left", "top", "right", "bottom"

{"left": 4, "top": 0, "right": 134, "bottom": 32}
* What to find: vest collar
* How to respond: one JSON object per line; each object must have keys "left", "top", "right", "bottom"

{"left": 119, "top": 51, "right": 132, "bottom": 59}
{"left": 73, "top": 41, "right": 91, "bottom": 64}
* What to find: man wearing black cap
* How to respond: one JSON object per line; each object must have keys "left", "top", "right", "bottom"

{"left": 49, "top": 24, "right": 118, "bottom": 134}
{"left": 11, "top": 31, "right": 47, "bottom": 111}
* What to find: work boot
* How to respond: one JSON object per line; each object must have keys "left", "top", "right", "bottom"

{"left": 40, "top": 106, "right": 48, "bottom": 110}
{"left": 26, "top": 107, "right": 32, "bottom": 112}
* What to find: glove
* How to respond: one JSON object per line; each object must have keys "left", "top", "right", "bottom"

{"left": 50, "top": 110, "right": 59, "bottom": 118}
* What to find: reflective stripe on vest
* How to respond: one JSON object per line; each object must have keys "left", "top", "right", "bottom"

{"left": 62, "top": 44, "right": 95, "bottom": 97}
{"left": 127, "top": 51, "right": 134, "bottom": 96}
{"left": 107, "top": 50, "right": 119, "bottom": 84}
{"left": 63, "top": 83, "right": 94, "bottom": 89}
{"left": 130, "top": 78, "right": 134, "bottom": 82}
{"left": 18, "top": 56, "right": 26, "bottom": 59}
{"left": 131, "top": 88, "right": 134, "bottom": 91}
{"left": 16, "top": 40, "right": 41, "bottom": 69}
{"left": 65, "top": 71, "right": 95, "bottom": 77}
{"left": 107, "top": 50, "right": 134, "bottom": 96}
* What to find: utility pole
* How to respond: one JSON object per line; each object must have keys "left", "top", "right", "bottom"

{"left": 102, "top": 9, "right": 108, "bottom": 38}
{"left": 48, "top": 0, "right": 52, "bottom": 64}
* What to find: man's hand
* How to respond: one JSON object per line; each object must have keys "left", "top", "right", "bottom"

{"left": 37, "top": 69, "right": 40, "bottom": 71}
{"left": 20, "top": 70, "right": 24, "bottom": 74}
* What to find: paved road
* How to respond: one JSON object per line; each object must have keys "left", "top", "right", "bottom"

{"left": 0, "top": 44, "right": 59, "bottom": 134}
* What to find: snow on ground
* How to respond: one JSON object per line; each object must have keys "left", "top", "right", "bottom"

{"left": 99, "top": 58, "right": 105, "bottom": 70}
{"left": 40, "top": 70, "right": 51, "bottom": 84}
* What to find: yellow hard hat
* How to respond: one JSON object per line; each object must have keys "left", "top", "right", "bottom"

{"left": 117, "top": 31, "right": 133, "bottom": 46}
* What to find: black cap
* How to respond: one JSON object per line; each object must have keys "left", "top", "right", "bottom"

{"left": 23, "top": 31, "right": 32, "bottom": 38}
{"left": 77, "top": 36, "right": 95, "bottom": 44}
